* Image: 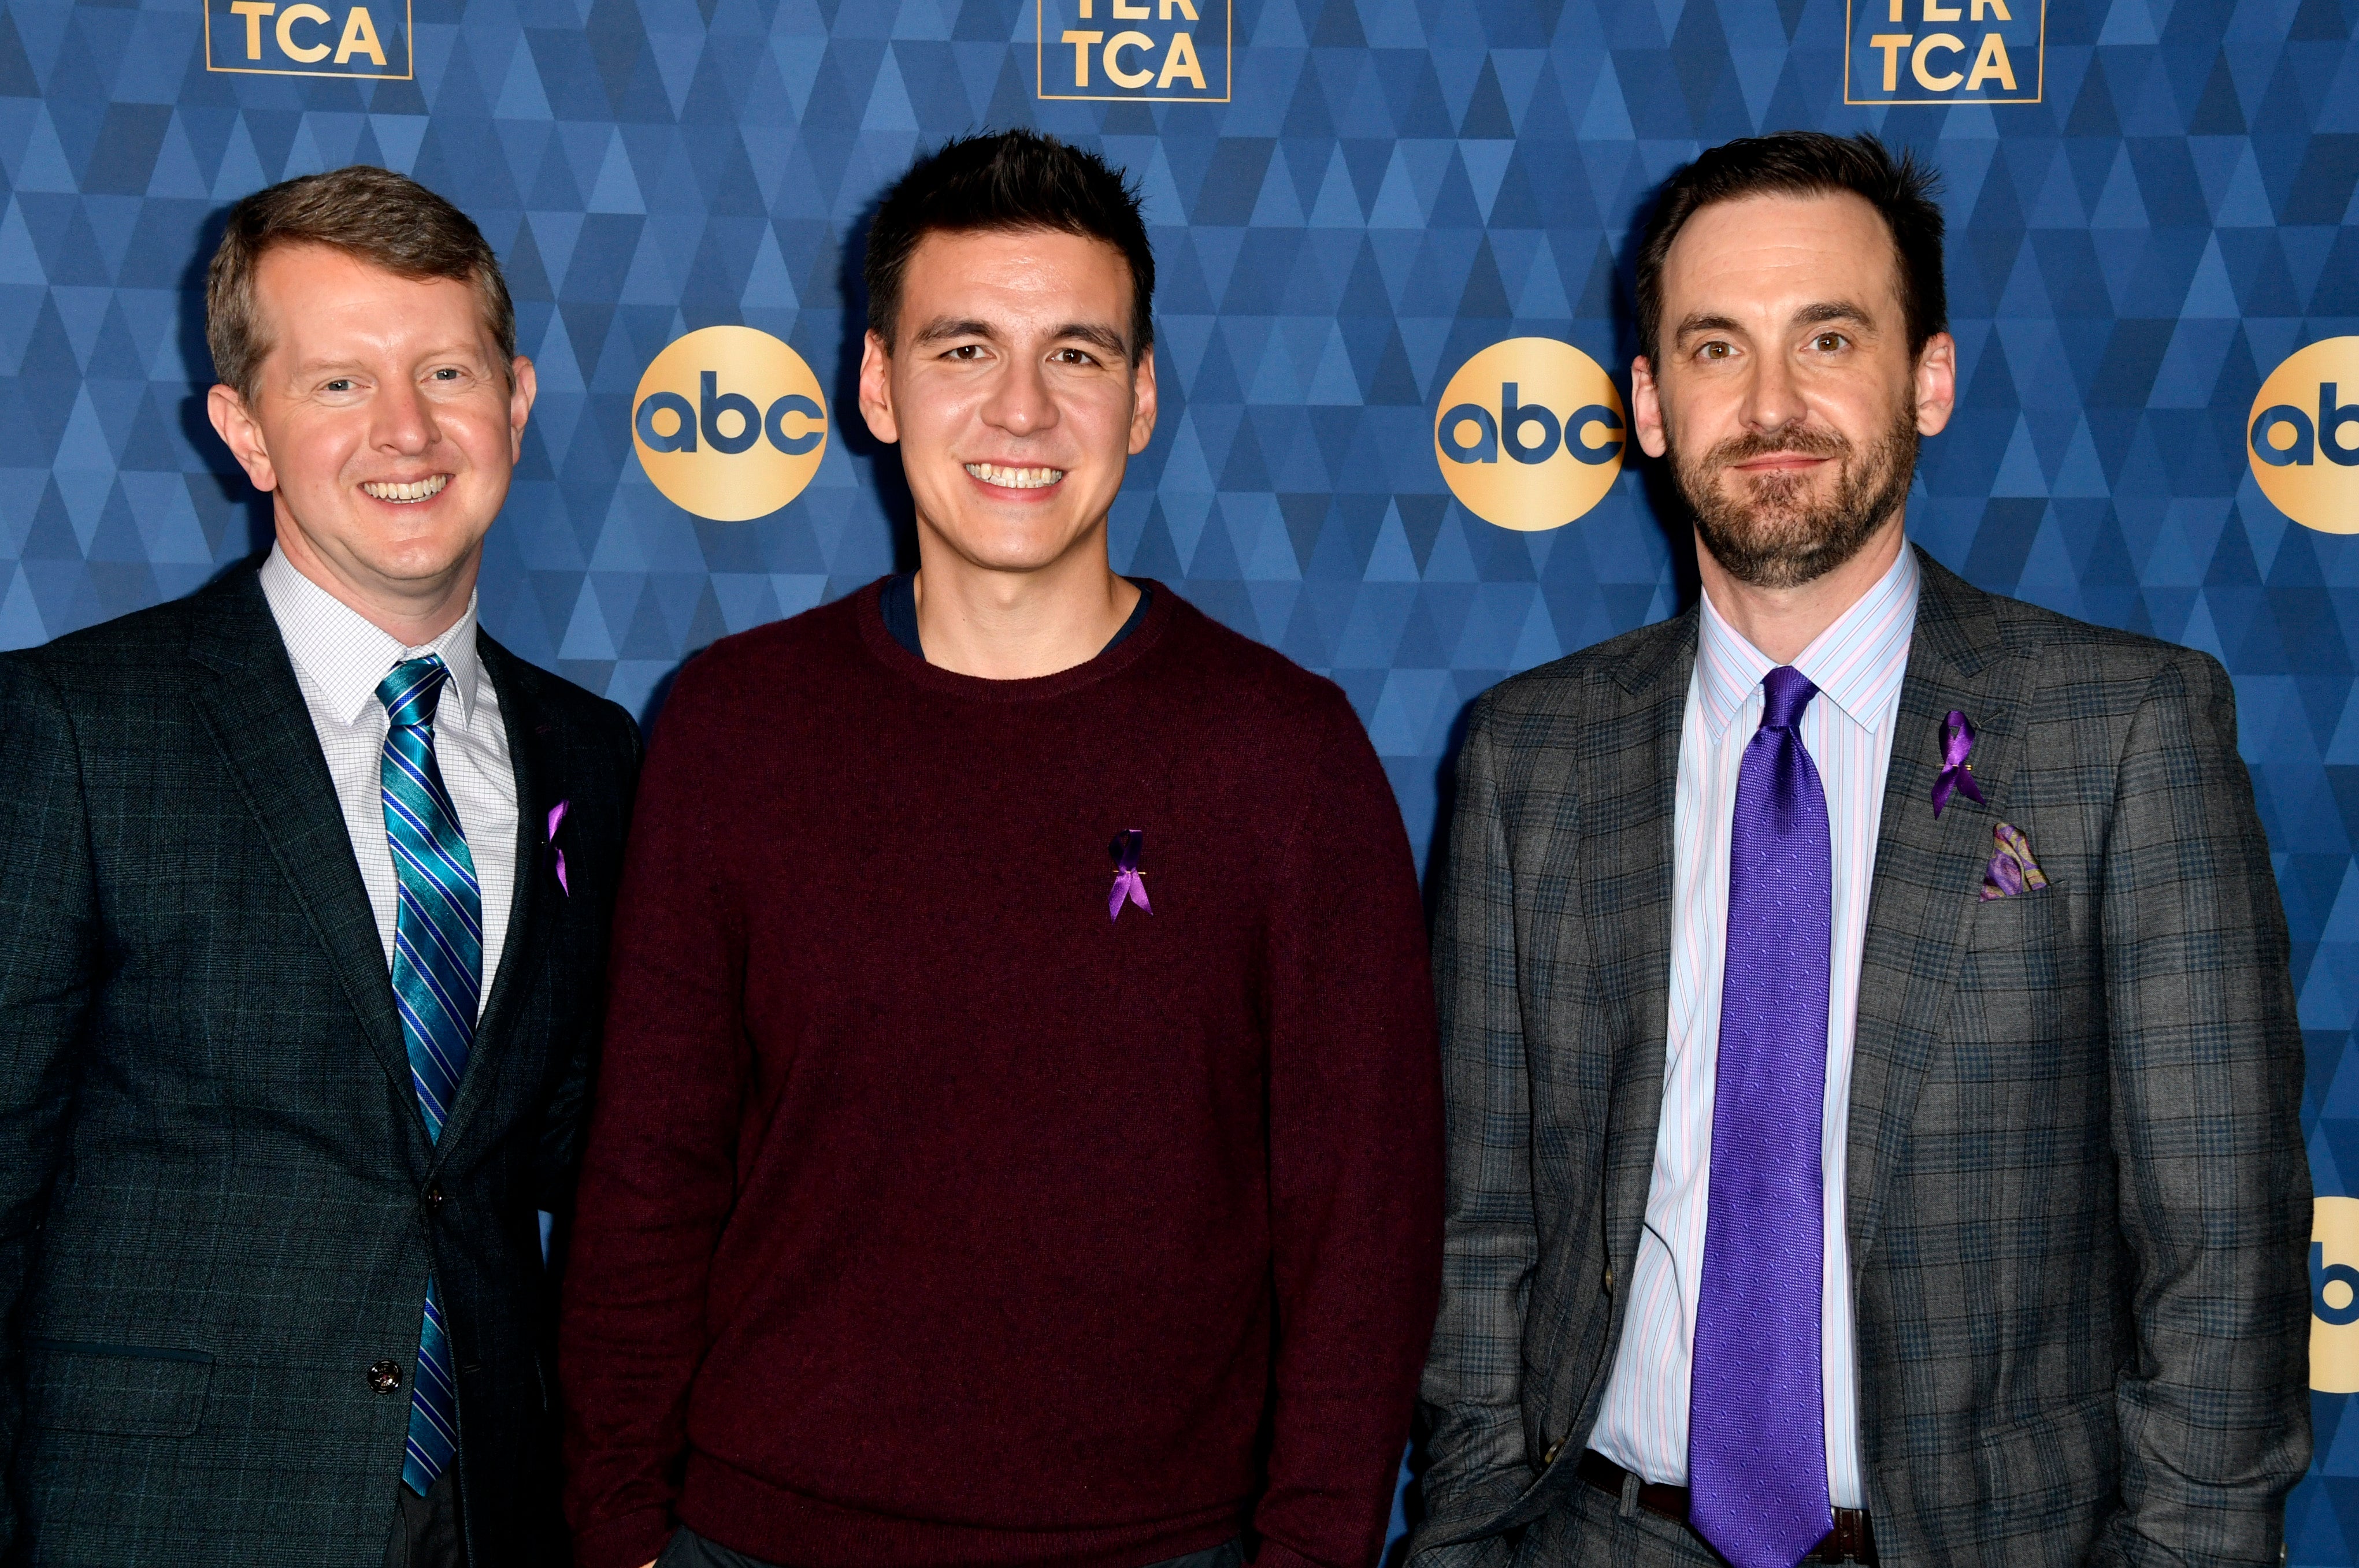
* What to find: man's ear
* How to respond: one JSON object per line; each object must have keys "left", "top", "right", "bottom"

{"left": 857, "top": 330, "right": 899, "bottom": 445}
{"left": 1631, "top": 355, "right": 1669, "bottom": 460}
{"left": 508, "top": 355, "right": 539, "bottom": 462}
{"left": 1913, "top": 332, "right": 1957, "bottom": 438}
{"left": 1127, "top": 343, "right": 1158, "bottom": 456}
{"left": 206, "top": 384, "right": 279, "bottom": 493}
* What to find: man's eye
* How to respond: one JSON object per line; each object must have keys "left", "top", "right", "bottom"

{"left": 1053, "top": 348, "right": 1097, "bottom": 366}
{"left": 947, "top": 344, "right": 984, "bottom": 360}
{"left": 1699, "top": 342, "right": 1733, "bottom": 361}
{"left": 323, "top": 379, "right": 355, "bottom": 392}
{"left": 1813, "top": 333, "right": 1848, "bottom": 352}
{"left": 430, "top": 367, "right": 462, "bottom": 381}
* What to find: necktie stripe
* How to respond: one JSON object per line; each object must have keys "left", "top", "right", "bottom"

{"left": 391, "top": 952, "right": 474, "bottom": 1039}
{"left": 384, "top": 749, "right": 466, "bottom": 826}
{"left": 377, "top": 656, "right": 479, "bottom": 1500}
{"left": 394, "top": 873, "right": 483, "bottom": 950}
{"left": 393, "top": 913, "right": 479, "bottom": 1004}
{"left": 386, "top": 800, "right": 483, "bottom": 898}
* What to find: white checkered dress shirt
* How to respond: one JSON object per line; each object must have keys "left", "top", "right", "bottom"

{"left": 259, "top": 545, "right": 516, "bottom": 1015}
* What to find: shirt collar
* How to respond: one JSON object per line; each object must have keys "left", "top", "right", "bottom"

{"left": 259, "top": 544, "right": 483, "bottom": 728}
{"left": 1695, "top": 543, "right": 1920, "bottom": 742}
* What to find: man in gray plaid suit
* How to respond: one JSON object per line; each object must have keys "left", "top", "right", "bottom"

{"left": 1412, "top": 132, "right": 2309, "bottom": 1568}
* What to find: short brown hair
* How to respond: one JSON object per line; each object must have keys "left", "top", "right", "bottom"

{"left": 206, "top": 165, "right": 515, "bottom": 402}
{"left": 1635, "top": 131, "right": 1947, "bottom": 365}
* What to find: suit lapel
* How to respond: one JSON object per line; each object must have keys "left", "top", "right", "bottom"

{"left": 1592, "top": 612, "right": 1700, "bottom": 1290}
{"left": 186, "top": 569, "right": 421, "bottom": 1143}
{"left": 428, "top": 633, "right": 555, "bottom": 1165}
{"left": 1846, "top": 549, "right": 2032, "bottom": 1267}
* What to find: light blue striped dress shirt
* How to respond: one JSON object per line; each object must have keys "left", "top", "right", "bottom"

{"left": 1587, "top": 543, "right": 1920, "bottom": 1510}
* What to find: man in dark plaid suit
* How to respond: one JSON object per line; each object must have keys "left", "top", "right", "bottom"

{"left": 1412, "top": 132, "right": 2309, "bottom": 1568}
{"left": 0, "top": 168, "right": 639, "bottom": 1565}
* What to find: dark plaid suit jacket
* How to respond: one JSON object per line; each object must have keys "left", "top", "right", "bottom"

{"left": 1411, "top": 549, "right": 2310, "bottom": 1567}
{"left": 0, "top": 563, "right": 640, "bottom": 1565}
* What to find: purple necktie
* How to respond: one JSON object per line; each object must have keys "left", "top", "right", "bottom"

{"left": 1689, "top": 664, "right": 1834, "bottom": 1568}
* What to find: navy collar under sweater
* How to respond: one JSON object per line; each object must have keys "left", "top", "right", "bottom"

{"left": 877, "top": 572, "right": 1153, "bottom": 662}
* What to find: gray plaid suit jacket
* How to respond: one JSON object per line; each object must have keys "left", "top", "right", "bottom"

{"left": 0, "top": 564, "right": 640, "bottom": 1566}
{"left": 1411, "top": 549, "right": 2310, "bottom": 1567}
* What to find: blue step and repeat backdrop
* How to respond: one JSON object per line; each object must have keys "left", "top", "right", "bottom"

{"left": 5, "top": 0, "right": 2359, "bottom": 1546}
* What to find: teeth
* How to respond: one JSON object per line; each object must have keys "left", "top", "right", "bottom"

{"left": 363, "top": 475, "right": 450, "bottom": 503}
{"left": 964, "top": 463, "right": 1064, "bottom": 490}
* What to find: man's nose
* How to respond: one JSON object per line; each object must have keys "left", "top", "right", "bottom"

{"left": 1741, "top": 350, "right": 1805, "bottom": 434}
{"left": 373, "top": 378, "right": 436, "bottom": 453}
{"left": 978, "top": 356, "right": 1057, "bottom": 437}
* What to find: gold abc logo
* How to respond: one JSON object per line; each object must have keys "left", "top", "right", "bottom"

{"left": 2315, "top": 1197, "right": 2359, "bottom": 1391}
{"left": 2250, "top": 337, "right": 2359, "bottom": 535}
{"left": 1433, "top": 339, "right": 1626, "bottom": 533}
{"left": 632, "top": 327, "right": 828, "bottom": 523}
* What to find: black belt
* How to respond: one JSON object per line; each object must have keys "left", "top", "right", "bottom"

{"left": 1576, "top": 1450, "right": 1879, "bottom": 1565}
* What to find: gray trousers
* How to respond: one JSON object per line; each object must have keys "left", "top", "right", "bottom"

{"left": 659, "top": 1526, "right": 1246, "bottom": 1568}
{"left": 1510, "top": 1469, "right": 1725, "bottom": 1568}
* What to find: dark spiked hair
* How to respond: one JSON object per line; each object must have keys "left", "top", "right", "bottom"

{"left": 863, "top": 128, "right": 1155, "bottom": 359}
{"left": 1635, "top": 131, "right": 1947, "bottom": 363}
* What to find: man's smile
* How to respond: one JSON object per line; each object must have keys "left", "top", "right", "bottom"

{"left": 1729, "top": 453, "right": 1831, "bottom": 474}
{"left": 962, "top": 462, "right": 1065, "bottom": 491}
{"left": 360, "top": 474, "right": 452, "bottom": 504}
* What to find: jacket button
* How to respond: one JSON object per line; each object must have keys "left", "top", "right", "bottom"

{"left": 424, "top": 1184, "right": 446, "bottom": 1209}
{"left": 1544, "top": 1440, "right": 1564, "bottom": 1465}
{"left": 368, "top": 1359, "right": 403, "bottom": 1395}
{"left": 1604, "top": 1265, "right": 1614, "bottom": 1294}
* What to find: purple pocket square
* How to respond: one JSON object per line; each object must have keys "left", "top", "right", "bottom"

{"left": 1979, "top": 822, "right": 2048, "bottom": 901}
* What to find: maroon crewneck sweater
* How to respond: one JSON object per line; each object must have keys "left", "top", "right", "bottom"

{"left": 560, "top": 580, "right": 1442, "bottom": 1568}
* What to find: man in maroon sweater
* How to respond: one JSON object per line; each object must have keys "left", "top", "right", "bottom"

{"left": 559, "top": 130, "right": 1443, "bottom": 1568}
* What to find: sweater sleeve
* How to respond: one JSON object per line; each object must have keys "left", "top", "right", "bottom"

{"left": 1252, "top": 698, "right": 1445, "bottom": 1568}
{"left": 559, "top": 657, "right": 744, "bottom": 1568}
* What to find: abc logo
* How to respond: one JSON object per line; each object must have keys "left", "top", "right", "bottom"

{"left": 2248, "top": 337, "right": 2359, "bottom": 536}
{"left": 1434, "top": 339, "right": 1625, "bottom": 533}
{"left": 2316, "top": 1197, "right": 2359, "bottom": 1391}
{"left": 632, "top": 327, "right": 828, "bottom": 523}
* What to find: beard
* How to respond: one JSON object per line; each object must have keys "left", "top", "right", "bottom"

{"left": 1668, "top": 400, "right": 1920, "bottom": 590}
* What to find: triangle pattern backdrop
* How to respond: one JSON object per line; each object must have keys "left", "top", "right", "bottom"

{"left": 3, "top": 0, "right": 2358, "bottom": 1551}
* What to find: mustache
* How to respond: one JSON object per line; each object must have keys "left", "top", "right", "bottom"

{"left": 1704, "top": 426, "right": 1852, "bottom": 467}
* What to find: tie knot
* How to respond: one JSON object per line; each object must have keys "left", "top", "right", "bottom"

{"left": 1759, "top": 664, "right": 1818, "bottom": 731}
{"left": 377, "top": 656, "right": 450, "bottom": 730}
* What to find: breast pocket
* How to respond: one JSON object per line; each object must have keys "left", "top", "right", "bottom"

{"left": 1968, "top": 880, "right": 2060, "bottom": 947}
{"left": 25, "top": 1339, "right": 213, "bottom": 1438}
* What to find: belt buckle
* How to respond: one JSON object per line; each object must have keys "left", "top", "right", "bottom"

{"left": 1810, "top": 1509, "right": 1876, "bottom": 1566}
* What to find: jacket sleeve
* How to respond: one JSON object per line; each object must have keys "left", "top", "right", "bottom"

{"left": 558, "top": 666, "right": 739, "bottom": 1568}
{"left": 1409, "top": 697, "right": 1545, "bottom": 1558}
{"left": 1251, "top": 698, "right": 1444, "bottom": 1568}
{"left": 2095, "top": 649, "right": 2311, "bottom": 1567}
{"left": 0, "top": 657, "right": 101, "bottom": 1552}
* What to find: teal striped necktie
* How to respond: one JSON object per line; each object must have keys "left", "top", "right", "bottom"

{"left": 377, "top": 655, "right": 480, "bottom": 1497}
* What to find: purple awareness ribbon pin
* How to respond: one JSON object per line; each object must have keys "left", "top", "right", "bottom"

{"left": 546, "top": 800, "right": 569, "bottom": 896}
{"left": 1931, "top": 709, "right": 1985, "bottom": 818}
{"left": 1108, "top": 829, "right": 1151, "bottom": 922}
